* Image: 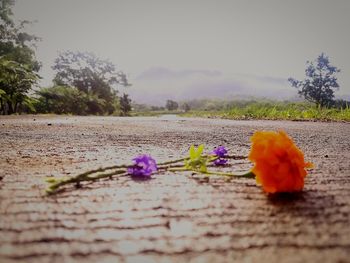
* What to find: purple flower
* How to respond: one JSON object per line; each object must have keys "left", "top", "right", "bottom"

{"left": 212, "top": 146, "right": 228, "bottom": 158}
{"left": 127, "top": 155, "right": 158, "bottom": 177}
{"left": 213, "top": 158, "right": 228, "bottom": 166}
{"left": 212, "top": 146, "right": 228, "bottom": 166}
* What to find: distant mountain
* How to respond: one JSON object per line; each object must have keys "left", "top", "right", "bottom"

{"left": 123, "top": 67, "right": 297, "bottom": 105}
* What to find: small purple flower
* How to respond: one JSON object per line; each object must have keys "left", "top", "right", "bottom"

{"left": 212, "top": 146, "right": 228, "bottom": 166}
{"left": 213, "top": 158, "right": 228, "bottom": 166}
{"left": 212, "top": 146, "right": 228, "bottom": 158}
{"left": 127, "top": 154, "right": 157, "bottom": 177}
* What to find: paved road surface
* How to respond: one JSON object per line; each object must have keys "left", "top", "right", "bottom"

{"left": 0, "top": 116, "right": 349, "bottom": 263}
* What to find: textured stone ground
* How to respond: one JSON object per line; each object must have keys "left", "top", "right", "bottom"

{"left": 0, "top": 115, "right": 349, "bottom": 263}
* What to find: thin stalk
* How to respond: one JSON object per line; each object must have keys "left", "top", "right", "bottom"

{"left": 64, "top": 154, "right": 246, "bottom": 180}
{"left": 168, "top": 167, "right": 188, "bottom": 172}
{"left": 203, "top": 170, "right": 255, "bottom": 178}
{"left": 46, "top": 169, "right": 127, "bottom": 195}
{"left": 46, "top": 154, "right": 249, "bottom": 195}
{"left": 157, "top": 157, "right": 187, "bottom": 166}
{"left": 226, "top": 155, "right": 247, "bottom": 160}
{"left": 168, "top": 167, "right": 255, "bottom": 178}
{"left": 72, "top": 164, "right": 130, "bottom": 179}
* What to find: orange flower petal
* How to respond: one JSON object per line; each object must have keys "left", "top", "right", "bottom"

{"left": 249, "top": 130, "right": 312, "bottom": 193}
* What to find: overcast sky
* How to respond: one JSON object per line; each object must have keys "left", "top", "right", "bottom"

{"left": 14, "top": 0, "right": 350, "bottom": 104}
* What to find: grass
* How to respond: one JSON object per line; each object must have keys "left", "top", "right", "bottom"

{"left": 181, "top": 102, "right": 350, "bottom": 122}
{"left": 131, "top": 110, "right": 183, "bottom": 117}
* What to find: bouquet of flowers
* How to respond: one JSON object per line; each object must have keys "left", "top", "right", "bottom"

{"left": 46, "top": 130, "right": 313, "bottom": 195}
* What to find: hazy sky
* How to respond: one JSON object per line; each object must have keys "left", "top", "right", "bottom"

{"left": 14, "top": 0, "right": 350, "bottom": 104}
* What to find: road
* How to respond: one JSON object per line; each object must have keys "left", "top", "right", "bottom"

{"left": 0, "top": 115, "right": 349, "bottom": 263}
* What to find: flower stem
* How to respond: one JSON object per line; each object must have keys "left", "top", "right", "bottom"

{"left": 168, "top": 167, "right": 255, "bottom": 178}
{"left": 45, "top": 154, "right": 249, "bottom": 195}
{"left": 226, "top": 155, "right": 247, "bottom": 160}
{"left": 46, "top": 169, "right": 127, "bottom": 195}
{"left": 168, "top": 167, "right": 189, "bottom": 172}
{"left": 157, "top": 158, "right": 187, "bottom": 166}
{"left": 72, "top": 164, "right": 130, "bottom": 179}
{"left": 203, "top": 170, "right": 255, "bottom": 178}
{"left": 157, "top": 154, "right": 246, "bottom": 166}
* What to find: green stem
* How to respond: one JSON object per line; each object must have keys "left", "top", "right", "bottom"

{"left": 158, "top": 157, "right": 187, "bottom": 166}
{"left": 203, "top": 170, "right": 255, "bottom": 178}
{"left": 63, "top": 154, "right": 246, "bottom": 180}
{"left": 169, "top": 167, "right": 255, "bottom": 178}
{"left": 72, "top": 164, "right": 130, "bottom": 179}
{"left": 226, "top": 154, "right": 247, "bottom": 160}
{"left": 157, "top": 154, "right": 246, "bottom": 166}
{"left": 45, "top": 154, "right": 249, "bottom": 195}
{"left": 46, "top": 169, "right": 127, "bottom": 195}
{"left": 168, "top": 167, "right": 189, "bottom": 172}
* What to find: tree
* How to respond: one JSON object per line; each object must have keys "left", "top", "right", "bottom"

{"left": 288, "top": 53, "right": 340, "bottom": 108}
{"left": 35, "top": 86, "right": 90, "bottom": 115}
{"left": 0, "top": 57, "right": 39, "bottom": 114}
{"left": 165, "top": 99, "right": 178, "bottom": 111}
{"left": 0, "top": 0, "right": 16, "bottom": 42}
{"left": 0, "top": 0, "right": 41, "bottom": 114}
{"left": 52, "top": 51, "right": 130, "bottom": 114}
{"left": 181, "top": 102, "right": 190, "bottom": 112}
{"left": 119, "top": 93, "right": 131, "bottom": 116}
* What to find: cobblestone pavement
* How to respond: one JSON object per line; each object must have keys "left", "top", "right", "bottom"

{"left": 0, "top": 116, "right": 349, "bottom": 263}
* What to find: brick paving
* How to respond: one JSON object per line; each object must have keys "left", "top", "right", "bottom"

{"left": 0, "top": 116, "right": 349, "bottom": 263}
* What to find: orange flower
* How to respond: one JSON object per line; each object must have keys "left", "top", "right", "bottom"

{"left": 248, "top": 130, "right": 313, "bottom": 193}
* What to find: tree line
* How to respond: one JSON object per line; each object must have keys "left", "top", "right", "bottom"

{"left": 37, "top": 51, "right": 131, "bottom": 115}
{"left": 0, "top": 0, "right": 346, "bottom": 116}
{"left": 0, "top": 0, "right": 40, "bottom": 114}
{"left": 0, "top": 0, "right": 132, "bottom": 116}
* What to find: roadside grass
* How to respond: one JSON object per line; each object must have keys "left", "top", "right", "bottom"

{"left": 181, "top": 102, "right": 350, "bottom": 122}
{"left": 131, "top": 110, "right": 183, "bottom": 117}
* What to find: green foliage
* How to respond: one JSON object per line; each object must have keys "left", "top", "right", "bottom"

{"left": 119, "top": 93, "right": 131, "bottom": 116}
{"left": 51, "top": 51, "right": 129, "bottom": 115}
{"left": 0, "top": 57, "right": 39, "bottom": 114}
{"left": 0, "top": 89, "right": 5, "bottom": 97}
{"left": 132, "top": 98, "right": 349, "bottom": 121}
{"left": 180, "top": 98, "right": 258, "bottom": 112}
{"left": 21, "top": 96, "right": 36, "bottom": 113}
{"left": 0, "top": 0, "right": 16, "bottom": 41}
{"left": 184, "top": 145, "right": 208, "bottom": 172}
{"left": 35, "top": 86, "right": 89, "bottom": 115}
{"left": 333, "top": 99, "right": 350, "bottom": 110}
{"left": 34, "top": 85, "right": 128, "bottom": 116}
{"left": 165, "top": 99, "right": 178, "bottom": 111}
{"left": 183, "top": 100, "right": 350, "bottom": 122}
{"left": 0, "top": 0, "right": 41, "bottom": 115}
{"left": 130, "top": 104, "right": 167, "bottom": 116}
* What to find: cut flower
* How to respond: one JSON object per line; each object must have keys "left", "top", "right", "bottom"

{"left": 212, "top": 146, "right": 228, "bottom": 166}
{"left": 127, "top": 155, "right": 158, "bottom": 177}
{"left": 248, "top": 130, "right": 313, "bottom": 193}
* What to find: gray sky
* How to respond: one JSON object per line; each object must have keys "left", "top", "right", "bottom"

{"left": 14, "top": 0, "right": 350, "bottom": 104}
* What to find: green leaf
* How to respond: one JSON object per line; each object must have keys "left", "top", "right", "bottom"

{"left": 45, "top": 177, "right": 57, "bottom": 183}
{"left": 23, "top": 96, "right": 36, "bottom": 112}
{"left": 189, "top": 145, "right": 196, "bottom": 159}
{"left": 197, "top": 144, "right": 204, "bottom": 157}
{"left": 184, "top": 144, "right": 208, "bottom": 172}
{"left": 200, "top": 163, "right": 207, "bottom": 173}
